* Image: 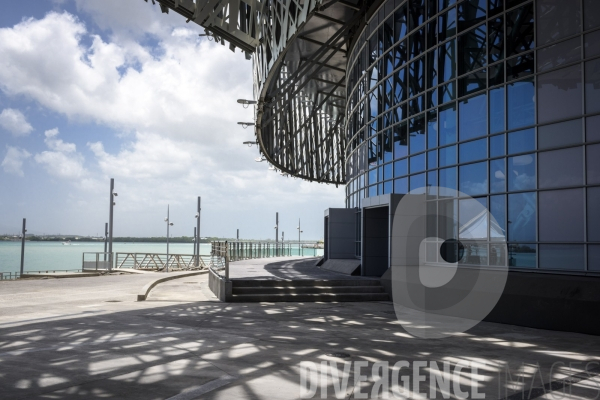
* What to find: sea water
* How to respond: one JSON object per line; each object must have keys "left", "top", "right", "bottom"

{"left": 0, "top": 241, "right": 322, "bottom": 275}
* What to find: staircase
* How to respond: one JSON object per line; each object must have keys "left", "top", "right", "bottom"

{"left": 230, "top": 279, "right": 390, "bottom": 302}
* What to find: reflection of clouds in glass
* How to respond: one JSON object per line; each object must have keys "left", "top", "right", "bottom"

{"left": 512, "top": 173, "right": 535, "bottom": 190}
{"left": 461, "top": 180, "right": 488, "bottom": 195}
{"left": 512, "top": 154, "right": 533, "bottom": 166}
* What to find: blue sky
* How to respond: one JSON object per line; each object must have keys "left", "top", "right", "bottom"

{"left": 0, "top": 0, "right": 342, "bottom": 239}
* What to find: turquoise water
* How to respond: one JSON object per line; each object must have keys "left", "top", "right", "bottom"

{"left": 0, "top": 242, "right": 322, "bottom": 274}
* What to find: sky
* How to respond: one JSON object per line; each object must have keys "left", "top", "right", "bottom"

{"left": 0, "top": 0, "right": 343, "bottom": 240}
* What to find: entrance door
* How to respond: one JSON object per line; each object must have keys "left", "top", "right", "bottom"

{"left": 362, "top": 206, "right": 389, "bottom": 277}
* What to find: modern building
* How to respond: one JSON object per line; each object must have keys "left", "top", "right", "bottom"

{"left": 149, "top": 0, "right": 600, "bottom": 334}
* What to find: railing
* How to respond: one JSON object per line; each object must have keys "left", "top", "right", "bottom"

{"left": 227, "top": 241, "right": 322, "bottom": 261}
{"left": 114, "top": 253, "right": 209, "bottom": 271}
{"left": 0, "top": 272, "right": 20, "bottom": 280}
{"left": 82, "top": 252, "right": 113, "bottom": 271}
{"left": 210, "top": 241, "right": 230, "bottom": 279}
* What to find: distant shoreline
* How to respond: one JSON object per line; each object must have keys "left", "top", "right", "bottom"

{"left": 0, "top": 236, "right": 322, "bottom": 244}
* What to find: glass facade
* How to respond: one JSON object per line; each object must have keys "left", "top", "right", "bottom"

{"left": 345, "top": 0, "right": 600, "bottom": 273}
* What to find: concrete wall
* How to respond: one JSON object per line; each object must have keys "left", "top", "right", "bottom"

{"left": 208, "top": 268, "right": 232, "bottom": 302}
{"left": 324, "top": 208, "right": 356, "bottom": 259}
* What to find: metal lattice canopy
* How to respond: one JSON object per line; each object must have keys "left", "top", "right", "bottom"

{"left": 145, "top": 0, "right": 366, "bottom": 185}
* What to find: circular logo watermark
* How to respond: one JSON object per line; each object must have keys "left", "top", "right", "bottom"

{"left": 391, "top": 187, "right": 508, "bottom": 339}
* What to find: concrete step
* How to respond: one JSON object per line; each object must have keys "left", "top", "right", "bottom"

{"left": 233, "top": 286, "right": 386, "bottom": 295}
{"left": 230, "top": 292, "right": 390, "bottom": 302}
{"left": 231, "top": 279, "right": 381, "bottom": 288}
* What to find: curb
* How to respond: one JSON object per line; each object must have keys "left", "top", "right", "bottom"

{"left": 137, "top": 270, "right": 208, "bottom": 301}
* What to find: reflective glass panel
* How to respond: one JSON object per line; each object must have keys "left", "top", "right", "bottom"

{"left": 507, "top": 78, "right": 535, "bottom": 129}
{"left": 537, "top": 0, "right": 581, "bottom": 45}
{"left": 458, "top": 24, "right": 487, "bottom": 75}
{"left": 490, "top": 158, "right": 506, "bottom": 193}
{"left": 439, "top": 103, "right": 457, "bottom": 145}
{"left": 458, "top": 69, "right": 487, "bottom": 97}
{"left": 489, "top": 87, "right": 505, "bottom": 133}
{"left": 538, "top": 119, "right": 583, "bottom": 150}
{"left": 457, "top": 0, "right": 486, "bottom": 32}
{"left": 459, "top": 93, "right": 487, "bottom": 140}
{"left": 538, "top": 64, "right": 582, "bottom": 124}
{"left": 427, "top": 49, "right": 438, "bottom": 88}
{"left": 427, "top": 110, "right": 438, "bottom": 148}
{"left": 585, "top": 30, "right": 600, "bottom": 59}
{"left": 489, "top": 62, "right": 505, "bottom": 86}
{"left": 383, "top": 129, "right": 394, "bottom": 162}
{"left": 384, "top": 162, "right": 393, "bottom": 181}
{"left": 410, "top": 29, "right": 426, "bottom": 59}
{"left": 384, "top": 180, "right": 393, "bottom": 194}
{"left": 507, "top": 128, "right": 535, "bottom": 155}
{"left": 585, "top": 58, "right": 600, "bottom": 115}
{"left": 508, "top": 153, "right": 536, "bottom": 191}
{"left": 490, "top": 194, "right": 506, "bottom": 240}
{"left": 439, "top": 166, "right": 457, "bottom": 190}
{"left": 394, "top": 122, "right": 408, "bottom": 158}
{"left": 539, "top": 245, "right": 585, "bottom": 270}
{"left": 409, "top": 115, "right": 426, "bottom": 154}
{"left": 428, "top": 149, "right": 438, "bottom": 169}
{"left": 439, "top": 145, "right": 457, "bottom": 167}
{"left": 587, "top": 115, "right": 600, "bottom": 143}
{"left": 590, "top": 246, "right": 600, "bottom": 271}
{"left": 409, "top": 58, "right": 425, "bottom": 98}
{"left": 410, "top": 153, "right": 426, "bottom": 173}
{"left": 438, "top": 7, "right": 457, "bottom": 42}
{"left": 506, "top": 3, "right": 534, "bottom": 56}
{"left": 439, "top": 81, "right": 456, "bottom": 104}
{"left": 537, "top": 37, "right": 581, "bottom": 73}
{"left": 459, "top": 161, "right": 488, "bottom": 195}
{"left": 459, "top": 197, "right": 488, "bottom": 241}
{"left": 410, "top": 173, "right": 426, "bottom": 192}
{"left": 409, "top": 0, "right": 425, "bottom": 31}
{"left": 508, "top": 192, "right": 537, "bottom": 242}
{"left": 394, "top": 158, "right": 408, "bottom": 177}
{"left": 439, "top": 39, "right": 456, "bottom": 83}
{"left": 588, "top": 143, "right": 600, "bottom": 185}
{"left": 539, "top": 188, "right": 584, "bottom": 242}
{"left": 588, "top": 187, "right": 600, "bottom": 241}
{"left": 428, "top": 170, "right": 438, "bottom": 193}
{"left": 489, "top": 0, "right": 503, "bottom": 17}
{"left": 394, "top": 5, "right": 408, "bottom": 42}
{"left": 539, "top": 147, "right": 585, "bottom": 188}
{"left": 395, "top": 177, "right": 409, "bottom": 194}
{"left": 460, "top": 138, "right": 487, "bottom": 163}
{"left": 508, "top": 244, "right": 537, "bottom": 268}
{"left": 506, "top": 52, "right": 534, "bottom": 81}
{"left": 584, "top": 0, "right": 600, "bottom": 30}
{"left": 488, "top": 17, "right": 504, "bottom": 63}
{"left": 439, "top": 198, "right": 458, "bottom": 238}
{"left": 490, "top": 134, "right": 505, "bottom": 157}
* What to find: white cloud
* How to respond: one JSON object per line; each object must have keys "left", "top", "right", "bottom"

{"left": 0, "top": 8, "right": 343, "bottom": 237}
{"left": 1, "top": 146, "right": 31, "bottom": 176}
{"left": 34, "top": 128, "right": 86, "bottom": 179}
{"left": 0, "top": 108, "right": 33, "bottom": 137}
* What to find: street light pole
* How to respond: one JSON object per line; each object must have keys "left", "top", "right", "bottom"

{"left": 195, "top": 196, "right": 201, "bottom": 267}
{"left": 103, "top": 222, "right": 108, "bottom": 261}
{"left": 275, "top": 212, "right": 279, "bottom": 256}
{"left": 19, "top": 218, "right": 26, "bottom": 276}
{"left": 165, "top": 205, "right": 174, "bottom": 272}
{"left": 297, "top": 218, "right": 303, "bottom": 256}
{"left": 108, "top": 178, "right": 117, "bottom": 271}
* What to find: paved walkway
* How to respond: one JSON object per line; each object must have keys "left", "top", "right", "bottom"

{"left": 229, "top": 256, "right": 376, "bottom": 281}
{"left": 0, "top": 271, "right": 599, "bottom": 399}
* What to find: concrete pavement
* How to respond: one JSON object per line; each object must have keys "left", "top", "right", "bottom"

{"left": 0, "top": 266, "right": 599, "bottom": 399}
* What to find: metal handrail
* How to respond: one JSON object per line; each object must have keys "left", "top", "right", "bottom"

{"left": 114, "top": 252, "right": 209, "bottom": 271}
{"left": 210, "top": 241, "right": 229, "bottom": 280}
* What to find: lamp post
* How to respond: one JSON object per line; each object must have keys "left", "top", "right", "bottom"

{"left": 297, "top": 218, "right": 303, "bottom": 256}
{"left": 274, "top": 212, "right": 279, "bottom": 256}
{"left": 108, "top": 178, "right": 117, "bottom": 270}
{"left": 165, "top": 205, "right": 174, "bottom": 272}
{"left": 103, "top": 222, "right": 108, "bottom": 261}
{"left": 195, "top": 196, "right": 201, "bottom": 267}
{"left": 19, "top": 218, "right": 26, "bottom": 276}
